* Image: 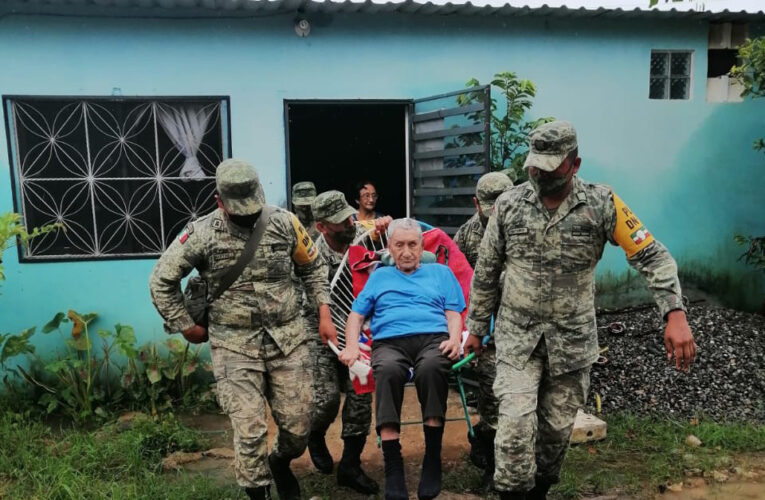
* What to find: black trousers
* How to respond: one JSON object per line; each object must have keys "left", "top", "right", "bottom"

{"left": 371, "top": 333, "right": 451, "bottom": 432}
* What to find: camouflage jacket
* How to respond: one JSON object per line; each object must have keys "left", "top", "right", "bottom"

{"left": 466, "top": 176, "right": 685, "bottom": 376}
{"left": 453, "top": 212, "right": 485, "bottom": 270}
{"left": 149, "top": 207, "right": 329, "bottom": 357}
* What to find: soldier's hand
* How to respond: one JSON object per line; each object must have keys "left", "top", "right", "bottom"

{"left": 182, "top": 325, "right": 209, "bottom": 344}
{"left": 464, "top": 333, "right": 483, "bottom": 356}
{"left": 663, "top": 309, "right": 696, "bottom": 372}
{"left": 319, "top": 320, "right": 339, "bottom": 346}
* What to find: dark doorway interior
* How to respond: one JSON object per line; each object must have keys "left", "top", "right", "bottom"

{"left": 286, "top": 102, "right": 408, "bottom": 218}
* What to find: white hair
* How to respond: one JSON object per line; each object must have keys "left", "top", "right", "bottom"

{"left": 386, "top": 218, "right": 423, "bottom": 242}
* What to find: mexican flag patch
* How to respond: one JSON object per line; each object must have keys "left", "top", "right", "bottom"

{"left": 178, "top": 223, "right": 193, "bottom": 244}
{"left": 630, "top": 227, "right": 651, "bottom": 245}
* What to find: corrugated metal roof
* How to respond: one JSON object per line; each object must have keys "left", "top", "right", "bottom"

{"left": 1, "top": 0, "right": 763, "bottom": 20}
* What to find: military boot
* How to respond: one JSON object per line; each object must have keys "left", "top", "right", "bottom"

{"left": 268, "top": 454, "right": 301, "bottom": 500}
{"left": 244, "top": 485, "right": 271, "bottom": 500}
{"left": 468, "top": 427, "right": 487, "bottom": 469}
{"left": 336, "top": 435, "right": 379, "bottom": 494}
{"left": 479, "top": 428, "right": 496, "bottom": 492}
{"left": 307, "top": 430, "right": 333, "bottom": 474}
{"left": 527, "top": 479, "right": 553, "bottom": 500}
{"left": 498, "top": 491, "right": 527, "bottom": 500}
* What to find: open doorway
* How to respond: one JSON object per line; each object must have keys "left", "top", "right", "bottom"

{"left": 285, "top": 101, "right": 408, "bottom": 218}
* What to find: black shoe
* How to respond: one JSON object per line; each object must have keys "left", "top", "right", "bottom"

{"left": 307, "top": 430, "right": 333, "bottom": 474}
{"left": 337, "top": 435, "right": 379, "bottom": 494}
{"left": 527, "top": 479, "right": 552, "bottom": 500}
{"left": 338, "top": 464, "right": 380, "bottom": 494}
{"left": 268, "top": 454, "right": 301, "bottom": 500}
{"left": 479, "top": 428, "right": 496, "bottom": 492}
{"left": 245, "top": 486, "right": 271, "bottom": 500}
{"left": 480, "top": 466, "right": 495, "bottom": 492}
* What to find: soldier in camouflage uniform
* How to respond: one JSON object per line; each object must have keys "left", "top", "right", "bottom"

{"left": 304, "top": 190, "right": 380, "bottom": 494}
{"left": 453, "top": 172, "right": 513, "bottom": 488}
{"left": 291, "top": 181, "right": 320, "bottom": 241}
{"left": 465, "top": 121, "right": 697, "bottom": 500}
{"left": 149, "top": 160, "right": 335, "bottom": 500}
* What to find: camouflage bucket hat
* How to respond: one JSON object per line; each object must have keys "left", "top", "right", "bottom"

{"left": 523, "top": 120, "right": 578, "bottom": 172}
{"left": 215, "top": 159, "right": 265, "bottom": 216}
{"left": 292, "top": 181, "right": 317, "bottom": 206}
{"left": 312, "top": 190, "right": 357, "bottom": 224}
{"left": 476, "top": 172, "right": 514, "bottom": 212}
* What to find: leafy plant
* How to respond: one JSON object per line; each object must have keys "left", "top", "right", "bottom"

{"left": 0, "top": 211, "right": 62, "bottom": 282}
{"left": 457, "top": 71, "right": 554, "bottom": 182}
{"left": 731, "top": 36, "right": 765, "bottom": 309}
{"left": 0, "top": 311, "right": 215, "bottom": 422}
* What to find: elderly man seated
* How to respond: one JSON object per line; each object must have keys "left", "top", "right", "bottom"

{"left": 339, "top": 218, "right": 465, "bottom": 500}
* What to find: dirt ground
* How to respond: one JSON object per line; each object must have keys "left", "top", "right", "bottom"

{"left": 178, "top": 389, "right": 765, "bottom": 500}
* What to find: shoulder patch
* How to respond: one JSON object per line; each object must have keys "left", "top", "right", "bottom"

{"left": 178, "top": 223, "right": 194, "bottom": 244}
{"left": 212, "top": 218, "right": 224, "bottom": 230}
{"left": 612, "top": 192, "right": 654, "bottom": 258}
{"left": 290, "top": 213, "right": 318, "bottom": 265}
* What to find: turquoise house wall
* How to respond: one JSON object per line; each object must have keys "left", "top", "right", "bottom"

{"left": 1, "top": 12, "right": 764, "bottom": 357}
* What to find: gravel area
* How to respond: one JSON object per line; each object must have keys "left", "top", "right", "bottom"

{"left": 586, "top": 304, "right": 764, "bottom": 423}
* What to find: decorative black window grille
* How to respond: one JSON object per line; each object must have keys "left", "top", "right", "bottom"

{"left": 4, "top": 96, "right": 230, "bottom": 260}
{"left": 649, "top": 51, "right": 693, "bottom": 100}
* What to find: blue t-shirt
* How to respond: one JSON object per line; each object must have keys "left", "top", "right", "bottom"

{"left": 351, "top": 263, "right": 466, "bottom": 341}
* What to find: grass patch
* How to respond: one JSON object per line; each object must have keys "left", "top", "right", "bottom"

{"left": 0, "top": 411, "right": 245, "bottom": 500}
{"left": 554, "top": 413, "right": 765, "bottom": 499}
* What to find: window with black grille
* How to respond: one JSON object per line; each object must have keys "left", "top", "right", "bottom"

{"left": 3, "top": 96, "right": 230, "bottom": 260}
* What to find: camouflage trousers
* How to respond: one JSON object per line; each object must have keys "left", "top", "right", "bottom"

{"left": 309, "top": 338, "right": 372, "bottom": 438}
{"left": 474, "top": 342, "right": 499, "bottom": 432}
{"left": 493, "top": 340, "right": 590, "bottom": 492}
{"left": 210, "top": 334, "right": 312, "bottom": 488}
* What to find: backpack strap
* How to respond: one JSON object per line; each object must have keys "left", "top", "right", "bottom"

{"left": 209, "top": 205, "right": 274, "bottom": 303}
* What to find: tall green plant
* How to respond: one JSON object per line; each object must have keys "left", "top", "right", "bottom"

{"left": 458, "top": 71, "right": 553, "bottom": 182}
{"left": 731, "top": 37, "right": 765, "bottom": 292}
{"left": 0, "top": 212, "right": 61, "bottom": 282}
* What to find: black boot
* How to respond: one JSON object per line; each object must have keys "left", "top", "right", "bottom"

{"left": 244, "top": 485, "right": 271, "bottom": 500}
{"left": 268, "top": 454, "right": 301, "bottom": 500}
{"left": 381, "top": 439, "right": 408, "bottom": 500}
{"left": 498, "top": 491, "right": 527, "bottom": 500}
{"left": 307, "top": 430, "right": 333, "bottom": 474}
{"left": 527, "top": 479, "right": 553, "bottom": 500}
{"left": 337, "top": 435, "right": 379, "bottom": 494}
{"left": 417, "top": 425, "right": 443, "bottom": 500}
{"left": 468, "top": 424, "right": 487, "bottom": 469}
{"left": 479, "top": 428, "right": 496, "bottom": 492}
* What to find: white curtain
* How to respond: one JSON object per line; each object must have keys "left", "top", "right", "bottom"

{"left": 157, "top": 103, "right": 215, "bottom": 179}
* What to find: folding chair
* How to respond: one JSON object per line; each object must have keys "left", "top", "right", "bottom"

{"left": 327, "top": 222, "right": 478, "bottom": 442}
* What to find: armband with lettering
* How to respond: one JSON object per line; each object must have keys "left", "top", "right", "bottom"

{"left": 290, "top": 214, "right": 318, "bottom": 265}
{"left": 611, "top": 192, "right": 654, "bottom": 258}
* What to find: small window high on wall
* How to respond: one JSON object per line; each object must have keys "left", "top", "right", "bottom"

{"left": 707, "top": 23, "right": 748, "bottom": 103}
{"left": 3, "top": 96, "right": 231, "bottom": 261}
{"left": 649, "top": 51, "right": 693, "bottom": 100}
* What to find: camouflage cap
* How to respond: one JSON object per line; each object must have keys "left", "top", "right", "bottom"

{"left": 312, "top": 190, "right": 356, "bottom": 225}
{"left": 476, "top": 172, "right": 514, "bottom": 212}
{"left": 523, "top": 120, "right": 578, "bottom": 172}
{"left": 292, "top": 181, "right": 317, "bottom": 206}
{"left": 215, "top": 159, "right": 265, "bottom": 216}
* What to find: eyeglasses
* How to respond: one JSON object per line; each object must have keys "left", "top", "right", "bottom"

{"left": 360, "top": 193, "right": 378, "bottom": 200}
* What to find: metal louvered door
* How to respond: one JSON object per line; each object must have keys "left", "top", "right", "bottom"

{"left": 409, "top": 86, "right": 491, "bottom": 235}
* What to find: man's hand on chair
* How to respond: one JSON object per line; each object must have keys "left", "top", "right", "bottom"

{"left": 439, "top": 337, "right": 461, "bottom": 360}
{"left": 338, "top": 345, "right": 360, "bottom": 366}
{"left": 463, "top": 333, "right": 483, "bottom": 356}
